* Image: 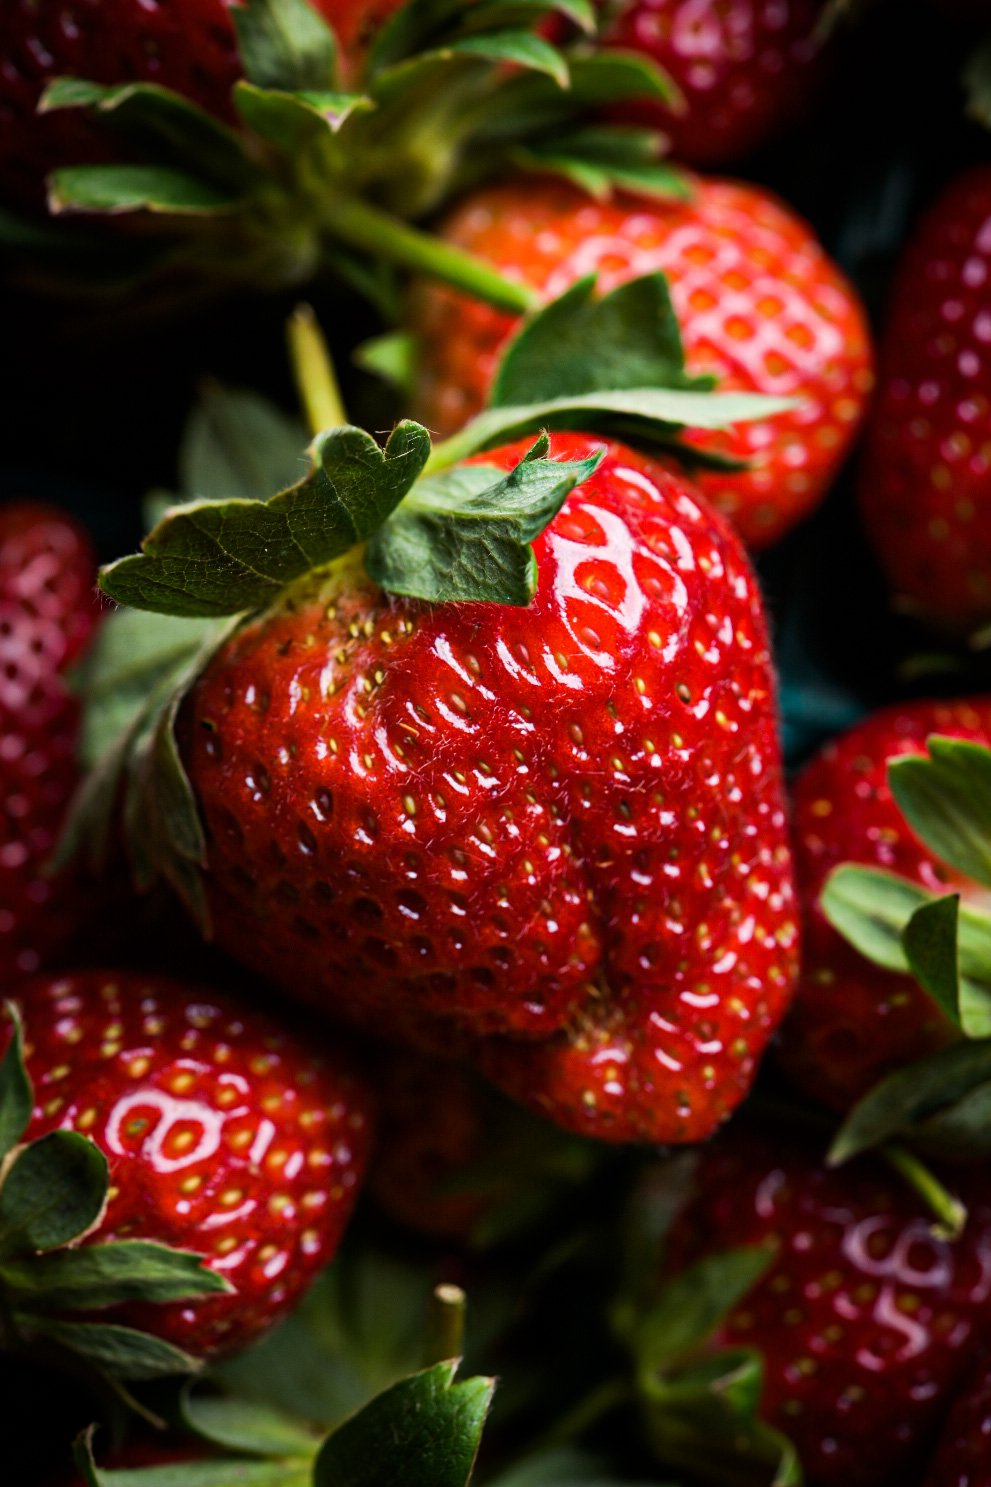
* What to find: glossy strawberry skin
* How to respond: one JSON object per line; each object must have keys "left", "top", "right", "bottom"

{"left": 924, "top": 1352, "right": 991, "bottom": 1487}
{"left": 667, "top": 1128, "right": 991, "bottom": 1487}
{"left": 0, "top": 502, "right": 100, "bottom": 985}
{"left": 412, "top": 177, "right": 873, "bottom": 549}
{"left": 0, "top": 0, "right": 399, "bottom": 204}
{"left": 601, "top": 0, "right": 830, "bottom": 166}
{"left": 859, "top": 169, "right": 991, "bottom": 632}
{"left": 183, "top": 433, "right": 798, "bottom": 1145}
{"left": 8, "top": 970, "right": 372, "bottom": 1360}
{"left": 777, "top": 698, "right": 991, "bottom": 1111}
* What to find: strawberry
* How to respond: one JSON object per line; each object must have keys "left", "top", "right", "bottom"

{"left": 777, "top": 698, "right": 991, "bottom": 1112}
{"left": 1, "top": 501, "right": 100, "bottom": 985}
{"left": 2, "top": 970, "right": 372, "bottom": 1362}
{"left": 411, "top": 176, "right": 874, "bottom": 548}
{"left": 923, "top": 1350, "right": 991, "bottom": 1487}
{"left": 859, "top": 168, "right": 991, "bottom": 633}
{"left": 600, "top": 0, "right": 831, "bottom": 166}
{"left": 172, "top": 431, "right": 798, "bottom": 1145}
{"left": 657, "top": 1126, "right": 991, "bottom": 1487}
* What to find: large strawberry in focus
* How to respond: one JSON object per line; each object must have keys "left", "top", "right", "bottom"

{"left": 1, "top": 502, "right": 100, "bottom": 985}
{"left": 859, "top": 168, "right": 991, "bottom": 633}
{"left": 411, "top": 176, "right": 873, "bottom": 548}
{"left": 0, "top": 970, "right": 371, "bottom": 1370}
{"left": 179, "top": 431, "right": 796, "bottom": 1144}
{"left": 600, "top": 0, "right": 831, "bottom": 166}
{"left": 642, "top": 1126, "right": 991, "bottom": 1487}
{"left": 777, "top": 698, "right": 991, "bottom": 1112}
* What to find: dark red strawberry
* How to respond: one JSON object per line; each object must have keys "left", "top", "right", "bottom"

{"left": 4, "top": 970, "right": 372, "bottom": 1360}
{"left": 0, "top": 0, "right": 402, "bottom": 204}
{"left": 411, "top": 177, "right": 874, "bottom": 548}
{"left": 600, "top": 0, "right": 831, "bottom": 166}
{"left": 923, "top": 1350, "right": 991, "bottom": 1487}
{"left": 180, "top": 432, "right": 798, "bottom": 1145}
{"left": 777, "top": 698, "right": 991, "bottom": 1111}
{"left": 859, "top": 168, "right": 991, "bottom": 632}
{"left": 663, "top": 1125, "right": 991, "bottom": 1487}
{"left": 0, "top": 501, "right": 100, "bottom": 985}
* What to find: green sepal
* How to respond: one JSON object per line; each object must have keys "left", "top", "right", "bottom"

{"left": 233, "top": 83, "right": 374, "bottom": 150}
{"left": 40, "top": 79, "right": 254, "bottom": 191}
{"left": 181, "top": 1386, "right": 323, "bottom": 1458}
{"left": 0, "top": 1002, "right": 32, "bottom": 1164}
{"left": 366, "top": 435, "right": 602, "bottom": 605}
{"left": 419, "top": 31, "right": 570, "bottom": 87}
{"left": 368, "top": 0, "right": 593, "bottom": 77}
{"left": 74, "top": 1428, "right": 311, "bottom": 1487}
{"left": 24, "top": 1317, "right": 203, "bottom": 1379}
{"left": 312, "top": 1359, "right": 495, "bottom": 1487}
{"left": 821, "top": 865, "right": 991, "bottom": 1038}
{"left": 99, "top": 421, "right": 432, "bottom": 617}
{"left": 178, "top": 383, "right": 309, "bottom": 503}
{"left": 1, "top": 1239, "right": 229, "bottom": 1313}
{"left": 0, "top": 1131, "right": 107, "bottom": 1262}
{"left": 631, "top": 1247, "right": 777, "bottom": 1378}
{"left": 888, "top": 735, "right": 991, "bottom": 890}
{"left": 511, "top": 126, "right": 688, "bottom": 203}
{"left": 231, "top": 0, "right": 339, "bottom": 92}
{"left": 902, "top": 894, "right": 961, "bottom": 1029}
{"left": 829, "top": 1039, "right": 991, "bottom": 1164}
{"left": 49, "top": 164, "right": 239, "bottom": 216}
{"left": 353, "top": 331, "right": 416, "bottom": 393}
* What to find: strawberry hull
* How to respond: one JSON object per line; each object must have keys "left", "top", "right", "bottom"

{"left": 183, "top": 433, "right": 798, "bottom": 1145}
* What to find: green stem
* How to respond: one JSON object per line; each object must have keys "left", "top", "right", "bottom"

{"left": 286, "top": 303, "right": 347, "bottom": 435}
{"left": 323, "top": 197, "right": 539, "bottom": 315}
{"left": 423, "top": 1283, "right": 467, "bottom": 1367}
{"left": 882, "top": 1144, "right": 967, "bottom": 1240}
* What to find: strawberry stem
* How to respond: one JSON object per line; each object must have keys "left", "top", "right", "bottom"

{"left": 323, "top": 197, "right": 539, "bottom": 315}
{"left": 422, "top": 1282, "right": 466, "bottom": 1367}
{"left": 287, "top": 303, "right": 347, "bottom": 435}
{"left": 882, "top": 1144, "right": 967, "bottom": 1241}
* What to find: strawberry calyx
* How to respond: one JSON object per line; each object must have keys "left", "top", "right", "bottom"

{"left": 0, "top": 1004, "right": 229, "bottom": 1387}
{"left": 9, "top": 0, "right": 686, "bottom": 312}
{"left": 617, "top": 1245, "right": 801, "bottom": 1487}
{"left": 820, "top": 734, "right": 991, "bottom": 1169}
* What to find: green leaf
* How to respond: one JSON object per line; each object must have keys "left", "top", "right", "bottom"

{"left": 964, "top": 32, "right": 991, "bottom": 130}
{"left": 182, "top": 1389, "right": 323, "bottom": 1458}
{"left": 353, "top": 331, "right": 416, "bottom": 394}
{"left": 889, "top": 735, "right": 991, "bottom": 889}
{"left": 829, "top": 1039, "right": 991, "bottom": 1163}
{"left": 49, "top": 165, "right": 239, "bottom": 216}
{"left": 0, "top": 1131, "right": 107, "bottom": 1262}
{"left": 313, "top": 1360, "right": 494, "bottom": 1487}
{"left": 366, "top": 436, "right": 601, "bottom": 605}
{"left": 40, "top": 79, "right": 253, "bottom": 190}
{"left": 0, "top": 1002, "right": 32, "bottom": 1164}
{"left": 436, "top": 32, "right": 570, "bottom": 86}
{"left": 75, "top": 1430, "right": 311, "bottom": 1487}
{"left": 494, "top": 274, "right": 700, "bottom": 406}
{"left": 234, "top": 83, "right": 373, "bottom": 152}
{"left": 231, "top": 0, "right": 339, "bottom": 92}
{"left": 1, "top": 1239, "right": 228, "bottom": 1312}
{"left": 27, "top": 1317, "right": 202, "bottom": 1379}
{"left": 633, "top": 1247, "right": 776, "bottom": 1378}
{"left": 180, "top": 383, "right": 309, "bottom": 503}
{"left": 99, "top": 421, "right": 432, "bottom": 617}
{"left": 902, "top": 895, "right": 962, "bottom": 1028}
{"left": 821, "top": 864, "right": 991, "bottom": 1038}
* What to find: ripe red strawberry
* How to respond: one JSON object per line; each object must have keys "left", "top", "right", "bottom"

{"left": 777, "top": 698, "right": 991, "bottom": 1112}
{"left": 859, "top": 169, "right": 991, "bottom": 632}
{"left": 664, "top": 1126, "right": 991, "bottom": 1487}
{"left": 180, "top": 432, "right": 798, "bottom": 1145}
{"left": 0, "top": 0, "right": 401, "bottom": 204}
{"left": 6, "top": 970, "right": 372, "bottom": 1359}
{"left": 1, "top": 502, "right": 100, "bottom": 985}
{"left": 411, "top": 177, "right": 874, "bottom": 548}
{"left": 600, "top": 0, "right": 831, "bottom": 166}
{"left": 923, "top": 1351, "right": 991, "bottom": 1487}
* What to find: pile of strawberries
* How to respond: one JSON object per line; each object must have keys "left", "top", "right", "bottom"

{"left": 7, "top": 2, "right": 991, "bottom": 1485}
